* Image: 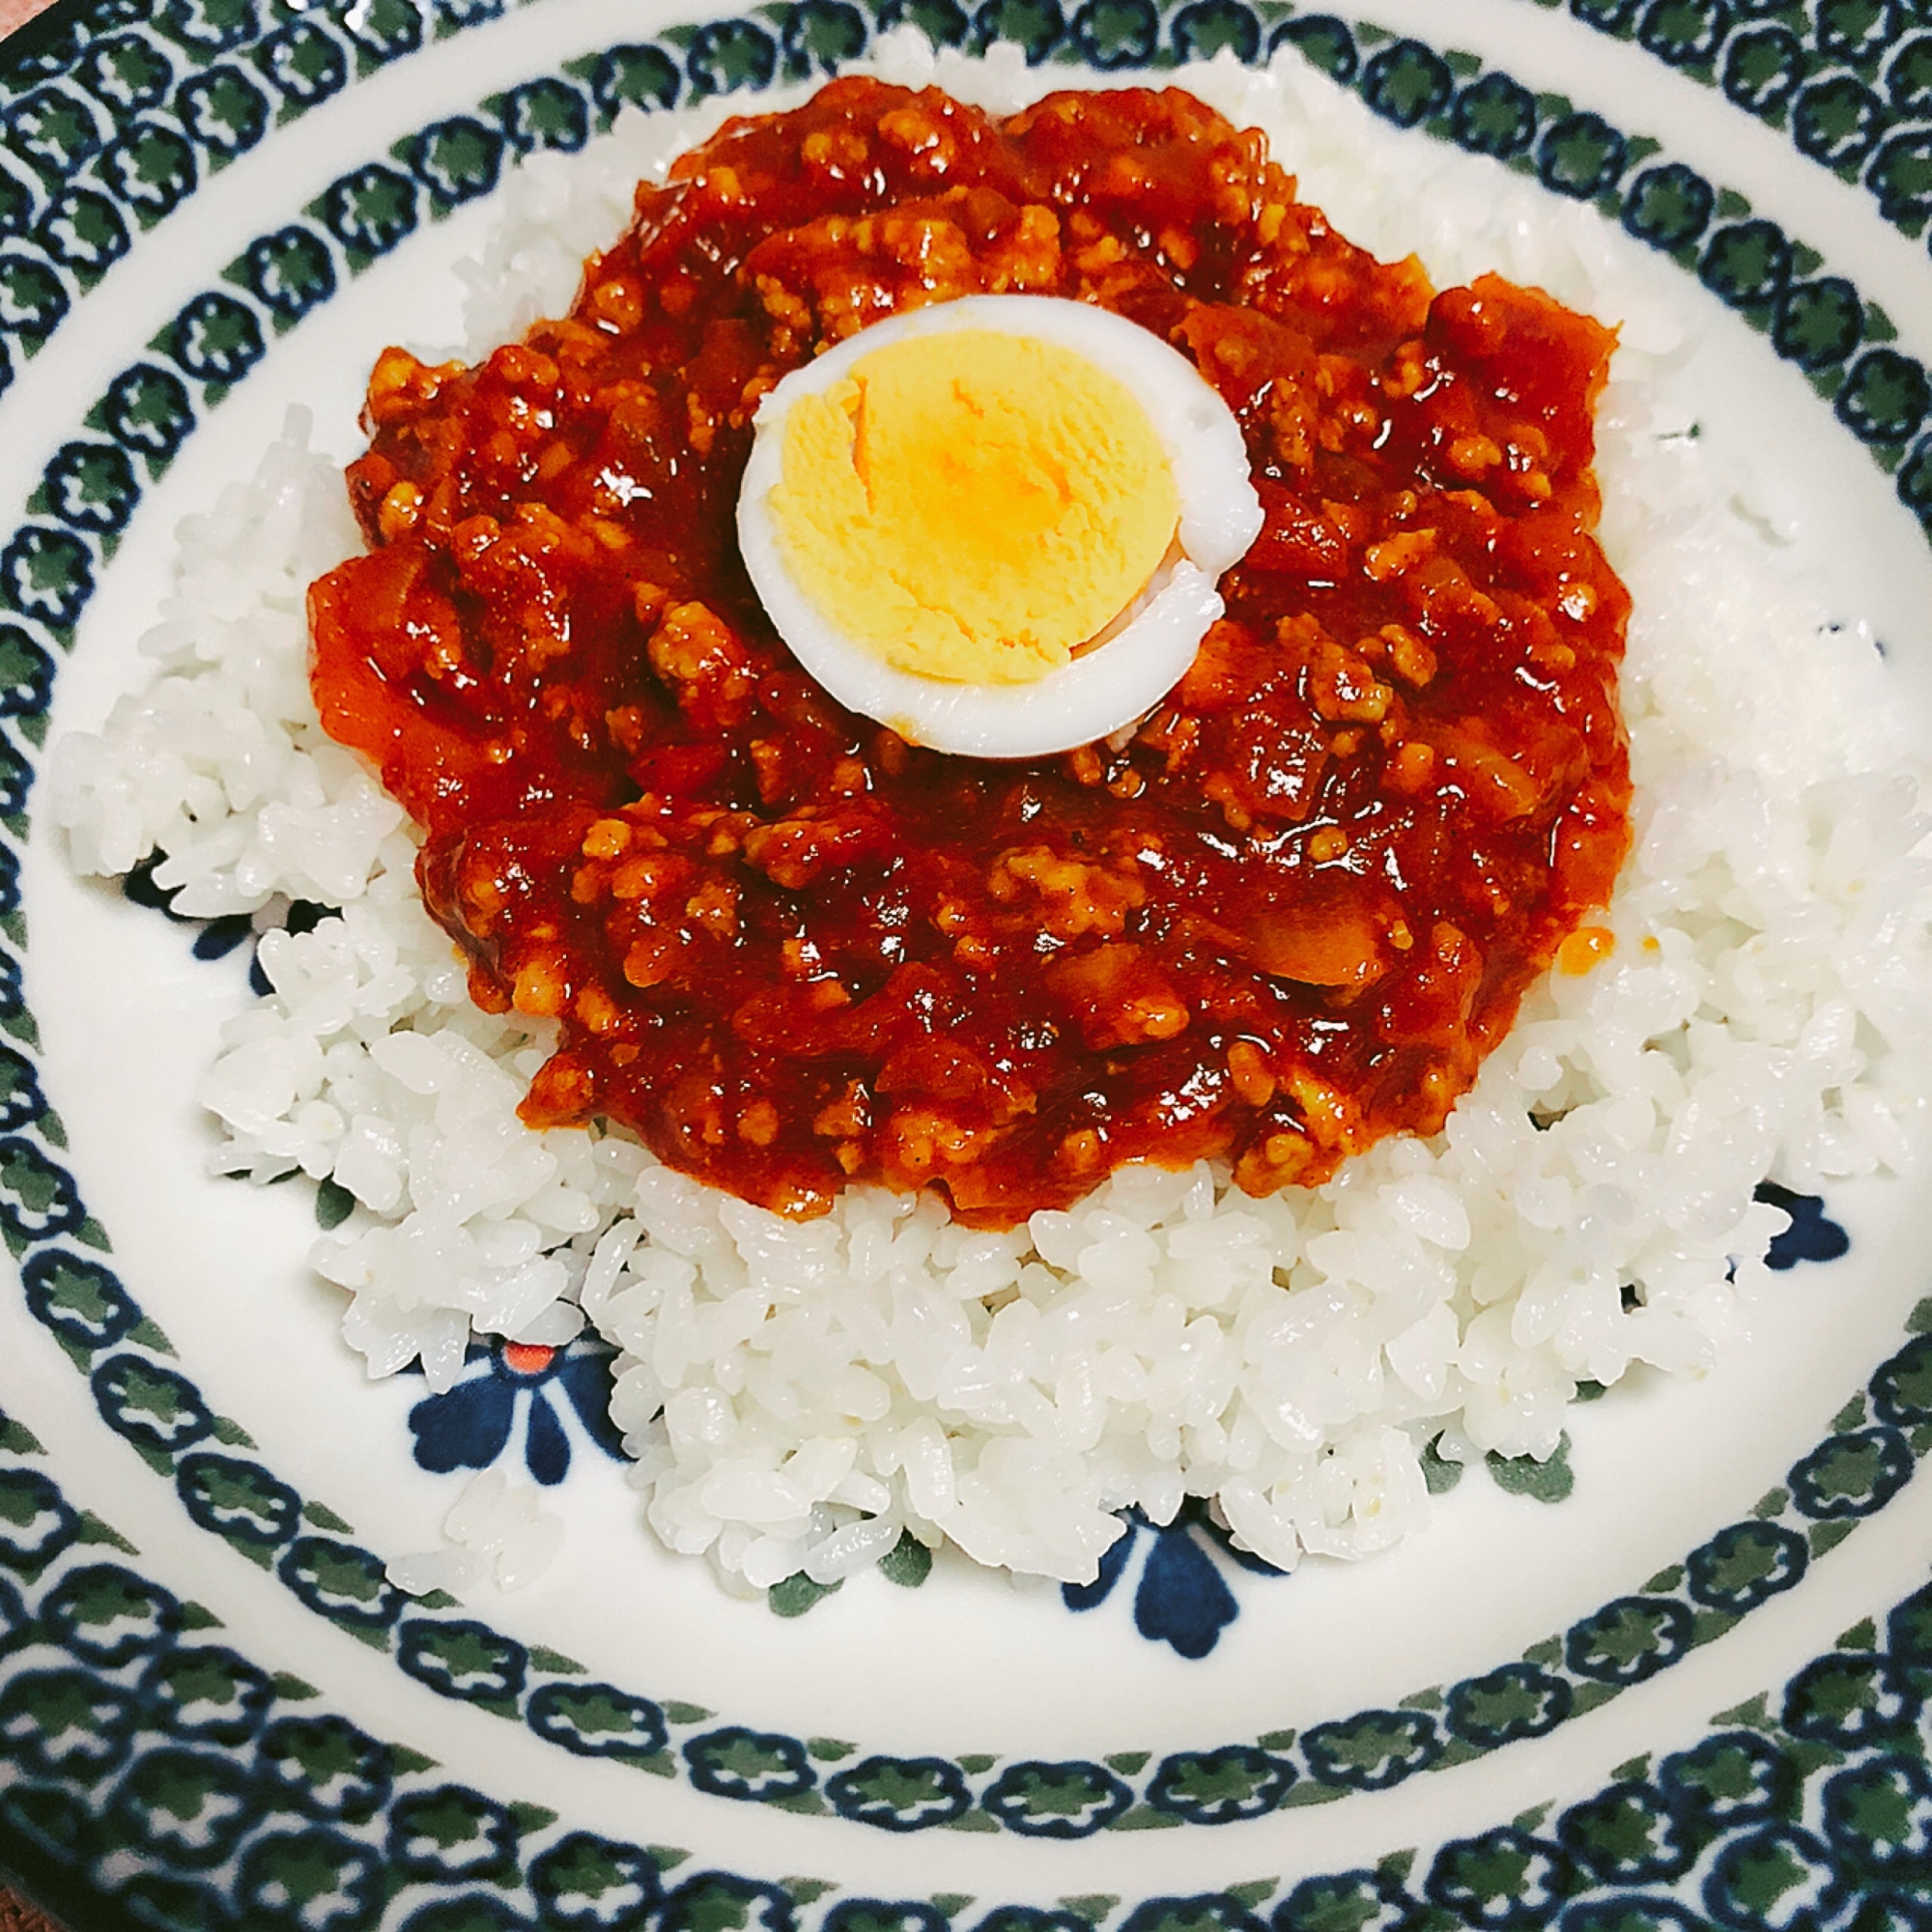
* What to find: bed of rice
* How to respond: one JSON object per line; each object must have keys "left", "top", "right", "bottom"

{"left": 49, "top": 33, "right": 1932, "bottom": 1596}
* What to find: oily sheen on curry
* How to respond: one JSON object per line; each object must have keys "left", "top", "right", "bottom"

{"left": 306, "top": 79, "right": 1632, "bottom": 1228}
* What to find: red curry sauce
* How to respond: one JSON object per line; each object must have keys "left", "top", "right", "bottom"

{"left": 308, "top": 78, "right": 1633, "bottom": 1226}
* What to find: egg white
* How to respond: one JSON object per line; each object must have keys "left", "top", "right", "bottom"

{"left": 736, "top": 295, "right": 1264, "bottom": 760}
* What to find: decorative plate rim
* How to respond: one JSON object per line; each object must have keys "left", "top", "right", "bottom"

{"left": 5, "top": 0, "right": 1932, "bottom": 1924}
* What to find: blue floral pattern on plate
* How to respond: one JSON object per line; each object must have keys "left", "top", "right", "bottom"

{"left": 406, "top": 1339, "right": 627, "bottom": 1488}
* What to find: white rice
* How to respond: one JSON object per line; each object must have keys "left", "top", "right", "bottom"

{"left": 48, "top": 34, "right": 1932, "bottom": 1593}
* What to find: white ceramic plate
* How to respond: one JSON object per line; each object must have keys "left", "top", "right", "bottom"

{"left": 5, "top": 0, "right": 1932, "bottom": 1926}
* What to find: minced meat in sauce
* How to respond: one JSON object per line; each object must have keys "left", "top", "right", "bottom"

{"left": 308, "top": 77, "right": 1633, "bottom": 1227}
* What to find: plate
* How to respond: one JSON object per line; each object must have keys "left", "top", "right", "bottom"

{"left": 4, "top": 0, "right": 1932, "bottom": 1926}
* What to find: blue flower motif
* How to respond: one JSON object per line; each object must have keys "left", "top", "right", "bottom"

{"left": 385, "top": 1785, "right": 517, "bottom": 1884}
{"left": 1062, "top": 1498, "right": 1283, "bottom": 1659}
{"left": 1426, "top": 1826, "right": 1572, "bottom": 1928}
{"left": 396, "top": 1621, "right": 527, "bottom": 1705}
{"left": 981, "top": 1759, "right": 1132, "bottom": 1837}
{"left": 683, "top": 1726, "right": 816, "bottom": 1803}
{"left": 123, "top": 853, "right": 342, "bottom": 996}
{"left": 1753, "top": 1182, "right": 1851, "bottom": 1270}
{"left": 407, "top": 1338, "right": 625, "bottom": 1488}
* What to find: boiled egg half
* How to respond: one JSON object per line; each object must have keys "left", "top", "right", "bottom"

{"left": 736, "top": 295, "right": 1263, "bottom": 759}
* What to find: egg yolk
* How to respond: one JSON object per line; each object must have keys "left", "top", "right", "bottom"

{"left": 768, "top": 328, "right": 1181, "bottom": 685}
